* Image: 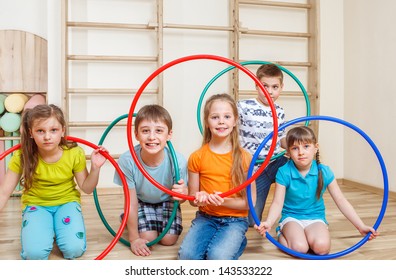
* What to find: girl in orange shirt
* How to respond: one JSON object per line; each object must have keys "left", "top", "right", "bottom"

{"left": 178, "top": 93, "right": 256, "bottom": 260}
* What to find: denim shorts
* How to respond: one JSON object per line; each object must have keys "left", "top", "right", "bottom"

{"left": 178, "top": 211, "right": 248, "bottom": 260}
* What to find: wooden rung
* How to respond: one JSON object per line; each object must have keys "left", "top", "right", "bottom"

{"left": 241, "top": 29, "right": 311, "bottom": 38}
{"left": 67, "top": 21, "right": 155, "bottom": 30}
{"left": 275, "top": 61, "right": 312, "bottom": 67}
{"left": 67, "top": 88, "right": 158, "bottom": 95}
{"left": 239, "top": 90, "right": 311, "bottom": 97}
{"left": 0, "top": 137, "right": 21, "bottom": 141}
{"left": 86, "top": 154, "right": 120, "bottom": 160}
{"left": 0, "top": 91, "right": 46, "bottom": 94}
{"left": 239, "top": 0, "right": 311, "bottom": 9}
{"left": 67, "top": 55, "right": 158, "bottom": 62}
{"left": 239, "top": 60, "right": 312, "bottom": 67}
{"left": 163, "top": 23, "right": 233, "bottom": 32}
{"left": 68, "top": 121, "right": 128, "bottom": 128}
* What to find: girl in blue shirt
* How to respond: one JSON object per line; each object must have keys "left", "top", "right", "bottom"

{"left": 255, "top": 126, "right": 379, "bottom": 255}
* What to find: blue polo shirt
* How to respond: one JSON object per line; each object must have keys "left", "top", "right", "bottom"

{"left": 275, "top": 160, "right": 335, "bottom": 224}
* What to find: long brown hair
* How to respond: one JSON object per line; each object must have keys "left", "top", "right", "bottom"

{"left": 20, "top": 104, "right": 76, "bottom": 192}
{"left": 202, "top": 93, "right": 246, "bottom": 194}
{"left": 286, "top": 126, "right": 323, "bottom": 199}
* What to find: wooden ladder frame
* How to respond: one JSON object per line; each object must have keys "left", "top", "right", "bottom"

{"left": 61, "top": 0, "right": 319, "bottom": 134}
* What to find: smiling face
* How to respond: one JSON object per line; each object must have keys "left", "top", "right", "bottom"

{"left": 256, "top": 75, "right": 283, "bottom": 106}
{"left": 206, "top": 100, "right": 237, "bottom": 140}
{"left": 135, "top": 119, "right": 172, "bottom": 156}
{"left": 30, "top": 116, "right": 65, "bottom": 153}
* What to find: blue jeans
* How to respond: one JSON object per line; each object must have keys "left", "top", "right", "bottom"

{"left": 249, "top": 156, "right": 289, "bottom": 226}
{"left": 178, "top": 211, "right": 248, "bottom": 260}
{"left": 20, "top": 201, "right": 86, "bottom": 260}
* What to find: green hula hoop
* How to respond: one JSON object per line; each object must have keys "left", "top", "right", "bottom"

{"left": 94, "top": 113, "right": 180, "bottom": 247}
{"left": 196, "top": 60, "right": 311, "bottom": 164}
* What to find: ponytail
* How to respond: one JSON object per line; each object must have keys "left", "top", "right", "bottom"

{"left": 315, "top": 150, "right": 324, "bottom": 200}
{"left": 20, "top": 109, "right": 39, "bottom": 191}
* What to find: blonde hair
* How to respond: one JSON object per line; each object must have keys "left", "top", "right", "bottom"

{"left": 20, "top": 104, "right": 76, "bottom": 192}
{"left": 286, "top": 126, "right": 323, "bottom": 199}
{"left": 202, "top": 93, "right": 246, "bottom": 194}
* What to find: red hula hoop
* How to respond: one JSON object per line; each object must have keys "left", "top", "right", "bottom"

{"left": 127, "top": 54, "right": 279, "bottom": 201}
{"left": 0, "top": 136, "right": 130, "bottom": 260}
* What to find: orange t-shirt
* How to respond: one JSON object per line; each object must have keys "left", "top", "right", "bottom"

{"left": 188, "top": 143, "right": 252, "bottom": 217}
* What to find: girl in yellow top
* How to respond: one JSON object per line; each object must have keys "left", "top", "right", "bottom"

{"left": 0, "top": 104, "right": 107, "bottom": 259}
{"left": 178, "top": 93, "right": 256, "bottom": 260}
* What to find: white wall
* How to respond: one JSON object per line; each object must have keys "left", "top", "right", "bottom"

{"left": 318, "top": 0, "right": 345, "bottom": 177}
{"left": 344, "top": 0, "right": 395, "bottom": 192}
{"left": 0, "top": 0, "right": 47, "bottom": 38}
{"left": 46, "top": 0, "right": 62, "bottom": 106}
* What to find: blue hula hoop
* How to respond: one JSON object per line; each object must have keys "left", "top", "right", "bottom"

{"left": 247, "top": 115, "right": 389, "bottom": 260}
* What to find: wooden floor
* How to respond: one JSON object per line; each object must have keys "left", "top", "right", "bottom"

{"left": 0, "top": 182, "right": 395, "bottom": 260}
